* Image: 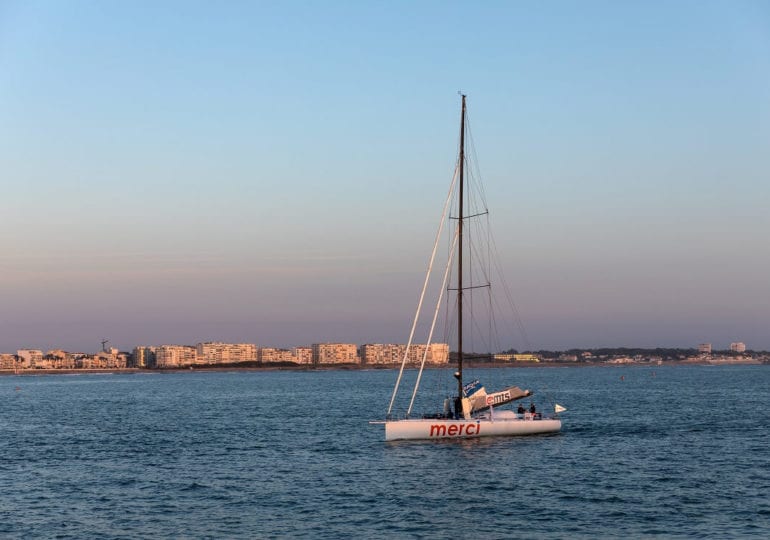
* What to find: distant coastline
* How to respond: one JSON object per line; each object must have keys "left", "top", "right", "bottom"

{"left": 2, "top": 356, "right": 766, "bottom": 377}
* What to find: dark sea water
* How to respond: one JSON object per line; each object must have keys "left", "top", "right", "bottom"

{"left": 1, "top": 365, "right": 768, "bottom": 538}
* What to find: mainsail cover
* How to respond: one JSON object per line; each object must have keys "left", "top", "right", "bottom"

{"left": 462, "top": 379, "right": 532, "bottom": 413}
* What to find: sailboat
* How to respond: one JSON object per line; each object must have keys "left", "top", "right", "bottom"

{"left": 376, "top": 95, "right": 563, "bottom": 441}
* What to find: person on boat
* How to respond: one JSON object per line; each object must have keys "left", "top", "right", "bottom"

{"left": 454, "top": 397, "right": 463, "bottom": 419}
{"left": 529, "top": 402, "right": 542, "bottom": 419}
{"left": 517, "top": 404, "right": 525, "bottom": 415}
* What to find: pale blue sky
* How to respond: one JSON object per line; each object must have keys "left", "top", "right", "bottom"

{"left": 2, "top": 1, "right": 769, "bottom": 352}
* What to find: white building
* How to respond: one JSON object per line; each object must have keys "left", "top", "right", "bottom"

{"left": 17, "top": 349, "right": 43, "bottom": 369}
{"left": 196, "top": 342, "right": 257, "bottom": 364}
{"left": 407, "top": 343, "right": 449, "bottom": 364}
{"left": 312, "top": 343, "right": 359, "bottom": 365}
{"left": 259, "top": 348, "right": 296, "bottom": 364}
{"left": 156, "top": 345, "right": 197, "bottom": 368}
{"left": 0, "top": 353, "right": 19, "bottom": 369}
{"left": 361, "top": 343, "right": 449, "bottom": 365}
{"left": 132, "top": 346, "right": 157, "bottom": 368}
{"left": 361, "top": 344, "right": 403, "bottom": 365}
{"left": 730, "top": 342, "right": 746, "bottom": 353}
{"left": 698, "top": 343, "right": 712, "bottom": 354}
{"left": 293, "top": 347, "right": 313, "bottom": 365}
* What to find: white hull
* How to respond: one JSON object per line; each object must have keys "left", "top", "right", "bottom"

{"left": 384, "top": 416, "right": 561, "bottom": 441}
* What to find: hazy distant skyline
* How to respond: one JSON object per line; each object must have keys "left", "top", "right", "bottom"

{"left": 2, "top": 1, "right": 769, "bottom": 352}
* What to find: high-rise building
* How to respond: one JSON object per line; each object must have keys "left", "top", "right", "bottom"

{"left": 730, "top": 342, "right": 746, "bottom": 353}
{"left": 293, "top": 347, "right": 313, "bottom": 365}
{"left": 312, "top": 343, "right": 359, "bottom": 365}
{"left": 698, "top": 343, "right": 712, "bottom": 354}
{"left": 156, "top": 345, "right": 197, "bottom": 368}
{"left": 196, "top": 342, "right": 257, "bottom": 364}
{"left": 132, "top": 346, "right": 157, "bottom": 368}
{"left": 410, "top": 343, "right": 449, "bottom": 364}
{"left": 259, "top": 348, "right": 295, "bottom": 364}
{"left": 361, "top": 344, "right": 403, "bottom": 365}
{"left": 361, "top": 343, "right": 449, "bottom": 365}
{"left": 257, "top": 347, "right": 314, "bottom": 365}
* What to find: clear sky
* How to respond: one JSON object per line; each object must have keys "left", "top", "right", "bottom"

{"left": 2, "top": 1, "right": 769, "bottom": 353}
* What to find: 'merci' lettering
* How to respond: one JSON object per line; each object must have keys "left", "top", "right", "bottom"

{"left": 429, "top": 422, "right": 480, "bottom": 437}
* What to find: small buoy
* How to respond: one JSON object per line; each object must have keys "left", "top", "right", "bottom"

{"left": 620, "top": 375, "right": 625, "bottom": 381}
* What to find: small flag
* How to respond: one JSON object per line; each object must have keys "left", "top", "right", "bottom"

{"left": 554, "top": 403, "right": 567, "bottom": 413}
{"left": 463, "top": 379, "right": 483, "bottom": 397}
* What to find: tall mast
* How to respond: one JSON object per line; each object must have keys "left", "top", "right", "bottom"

{"left": 457, "top": 94, "right": 466, "bottom": 402}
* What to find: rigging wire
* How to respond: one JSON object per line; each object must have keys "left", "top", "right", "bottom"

{"left": 489, "top": 230, "right": 533, "bottom": 352}
{"left": 387, "top": 164, "right": 458, "bottom": 417}
{"left": 467, "top": 105, "right": 532, "bottom": 353}
{"left": 407, "top": 226, "right": 459, "bottom": 416}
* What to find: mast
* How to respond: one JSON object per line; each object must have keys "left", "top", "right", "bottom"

{"left": 457, "top": 94, "right": 466, "bottom": 403}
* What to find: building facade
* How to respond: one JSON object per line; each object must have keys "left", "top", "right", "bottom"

{"left": 361, "top": 344, "right": 403, "bottom": 365}
{"left": 312, "top": 343, "right": 359, "bottom": 365}
{"left": 293, "top": 347, "right": 313, "bottom": 365}
{"left": 407, "top": 343, "right": 449, "bottom": 364}
{"left": 156, "top": 345, "right": 197, "bottom": 368}
{"left": 259, "top": 348, "right": 295, "bottom": 364}
{"left": 196, "top": 342, "right": 257, "bottom": 364}
{"left": 132, "top": 346, "right": 157, "bottom": 368}
{"left": 43, "top": 349, "right": 76, "bottom": 369}
{"left": 17, "top": 349, "right": 44, "bottom": 369}
{"left": 361, "top": 343, "right": 449, "bottom": 365}
{"left": 0, "top": 353, "right": 19, "bottom": 370}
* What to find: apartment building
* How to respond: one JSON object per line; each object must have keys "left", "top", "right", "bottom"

{"left": 293, "top": 346, "right": 312, "bottom": 365}
{"left": 196, "top": 342, "right": 257, "bottom": 364}
{"left": 132, "top": 346, "right": 157, "bottom": 368}
{"left": 17, "top": 349, "right": 43, "bottom": 369}
{"left": 312, "top": 343, "right": 359, "bottom": 365}
{"left": 730, "top": 342, "right": 747, "bottom": 353}
{"left": 409, "top": 343, "right": 449, "bottom": 364}
{"left": 259, "top": 347, "right": 295, "bottom": 364}
{"left": 361, "top": 343, "right": 403, "bottom": 365}
{"left": 361, "top": 343, "right": 449, "bottom": 365}
{"left": 156, "top": 345, "right": 197, "bottom": 368}
{"left": 0, "top": 353, "right": 18, "bottom": 369}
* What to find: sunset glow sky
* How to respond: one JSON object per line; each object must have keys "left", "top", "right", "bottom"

{"left": 2, "top": 1, "right": 769, "bottom": 352}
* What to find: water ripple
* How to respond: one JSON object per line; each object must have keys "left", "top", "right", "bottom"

{"left": 1, "top": 365, "right": 768, "bottom": 538}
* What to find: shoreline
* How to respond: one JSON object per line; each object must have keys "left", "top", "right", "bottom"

{"left": 1, "top": 359, "right": 765, "bottom": 377}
